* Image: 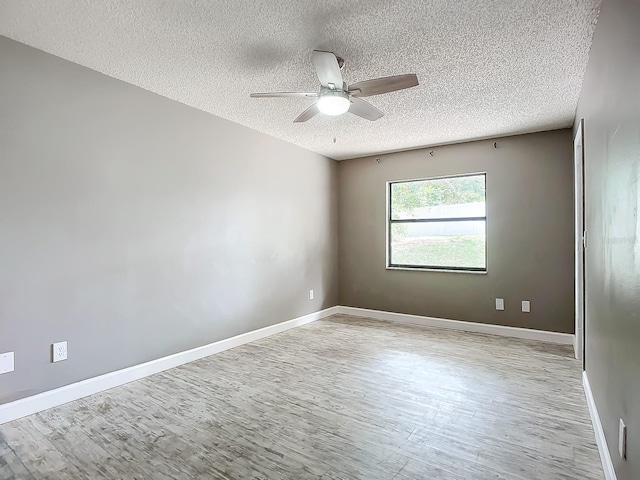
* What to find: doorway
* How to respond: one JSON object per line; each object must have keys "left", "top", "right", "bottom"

{"left": 574, "top": 119, "right": 585, "bottom": 366}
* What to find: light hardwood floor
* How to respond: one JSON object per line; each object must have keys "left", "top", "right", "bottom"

{"left": 0, "top": 315, "right": 603, "bottom": 479}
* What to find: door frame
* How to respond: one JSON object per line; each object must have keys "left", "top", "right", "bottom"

{"left": 574, "top": 119, "right": 585, "bottom": 366}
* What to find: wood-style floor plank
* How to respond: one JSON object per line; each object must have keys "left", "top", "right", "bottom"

{"left": 0, "top": 315, "right": 603, "bottom": 479}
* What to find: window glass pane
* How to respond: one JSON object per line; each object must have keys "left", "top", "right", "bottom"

{"left": 390, "top": 221, "right": 486, "bottom": 269}
{"left": 391, "top": 174, "right": 485, "bottom": 220}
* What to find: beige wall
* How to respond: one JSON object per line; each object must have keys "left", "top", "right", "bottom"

{"left": 0, "top": 37, "right": 338, "bottom": 404}
{"left": 574, "top": 0, "right": 640, "bottom": 478}
{"left": 338, "top": 129, "right": 574, "bottom": 333}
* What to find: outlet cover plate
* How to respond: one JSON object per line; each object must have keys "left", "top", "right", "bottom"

{"left": 619, "top": 418, "right": 627, "bottom": 459}
{"left": 52, "top": 341, "right": 68, "bottom": 363}
{"left": 495, "top": 298, "right": 504, "bottom": 311}
{"left": 309, "top": 289, "right": 314, "bottom": 300}
{"left": 0, "top": 352, "right": 15, "bottom": 374}
{"left": 522, "top": 300, "right": 531, "bottom": 313}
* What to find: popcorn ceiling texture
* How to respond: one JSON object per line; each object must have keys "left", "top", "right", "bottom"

{"left": 0, "top": 0, "right": 600, "bottom": 160}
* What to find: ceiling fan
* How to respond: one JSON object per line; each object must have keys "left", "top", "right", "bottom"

{"left": 250, "top": 50, "right": 419, "bottom": 123}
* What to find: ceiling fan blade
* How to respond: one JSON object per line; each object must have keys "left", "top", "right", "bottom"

{"left": 250, "top": 92, "right": 318, "bottom": 98}
{"left": 348, "top": 74, "right": 419, "bottom": 97}
{"left": 293, "top": 103, "right": 320, "bottom": 123}
{"left": 348, "top": 97, "right": 384, "bottom": 121}
{"left": 312, "top": 50, "right": 343, "bottom": 89}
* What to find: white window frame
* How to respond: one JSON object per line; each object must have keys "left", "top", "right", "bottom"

{"left": 386, "top": 172, "right": 488, "bottom": 273}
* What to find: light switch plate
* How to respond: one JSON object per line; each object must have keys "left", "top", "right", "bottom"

{"left": 495, "top": 298, "right": 504, "bottom": 311}
{"left": 0, "top": 352, "right": 15, "bottom": 374}
{"left": 52, "top": 341, "right": 68, "bottom": 362}
{"left": 619, "top": 418, "right": 627, "bottom": 459}
{"left": 522, "top": 300, "right": 531, "bottom": 313}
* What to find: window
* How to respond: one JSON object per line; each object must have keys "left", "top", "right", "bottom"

{"left": 387, "top": 173, "right": 486, "bottom": 272}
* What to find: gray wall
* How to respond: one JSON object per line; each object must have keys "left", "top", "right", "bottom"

{"left": 574, "top": 0, "right": 640, "bottom": 478}
{"left": 0, "top": 37, "right": 338, "bottom": 404}
{"left": 338, "top": 130, "right": 574, "bottom": 333}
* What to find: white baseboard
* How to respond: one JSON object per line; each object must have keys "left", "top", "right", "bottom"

{"left": 583, "top": 371, "right": 617, "bottom": 480}
{"left": 0, "top": 305, "right": 575, "bottom": 426}
{"left": 0, "top": 306, "right": 339, "bottom": 425}
{"left": 336, "top": 306, "right": 574, "bottom": 345}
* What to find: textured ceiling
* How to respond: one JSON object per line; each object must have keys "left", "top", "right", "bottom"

{"left": 0, "top": 0, "right": 600, "bottom": 160}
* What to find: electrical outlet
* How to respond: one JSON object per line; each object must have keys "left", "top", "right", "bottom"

{"left": 522, "top": 300, "right": 531, "bottom": 313}
{"left": 0, "top": 352, "right": 15, "bottom": 374}
{"left": 495, "top": 298, "right": 504, "bottom": 311}
{"left": 52, "top": 341, "right": 67, "bottom": 363}
{"left": 619, "top": 419, "right": 627, "bottom": 459}
{"left": 309, "top": 289, "right": 314, "bottom": 300}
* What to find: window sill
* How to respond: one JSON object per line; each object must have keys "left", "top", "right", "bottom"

{"left": 386, "top": 266, "right": 488, "bottom": 274}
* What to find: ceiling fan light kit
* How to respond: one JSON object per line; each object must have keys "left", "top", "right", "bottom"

{"left": 317, "top": 91, "right": 350, "bottom": 116}
{"left": 250, "top": 50, "right": 419, "bottom": 123}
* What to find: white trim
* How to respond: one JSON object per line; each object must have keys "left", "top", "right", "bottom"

{"left": 583, "top": 371, "right": 617, "bottom": 480}
{"left": 336, "top": 306, "right": 574, "bottom": 345}
{"left": 0, "top": 305, "right": 576, "bottom": 426}
{"left": 574, "top": 335, "right": 581, "bottom": 361}
{"left": 574, "top": 119, "right": 585, "bottom": 361}
{"left": 0, "top": 306, "right": 339, "bottom": 425}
